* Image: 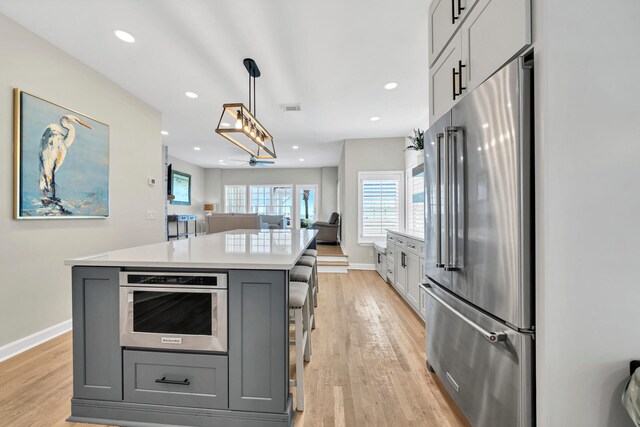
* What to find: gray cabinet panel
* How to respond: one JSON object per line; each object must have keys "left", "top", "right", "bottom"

{"left": 124, "top": 350, "right": 228, "bottom": 409}
{"left": 229, "top": 270, "right": 288, "bottom": 413}
{"left": 72, "top": 266, "right": 122, "bottom": 401}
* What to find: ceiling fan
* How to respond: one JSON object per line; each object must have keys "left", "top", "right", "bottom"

{"left": 228, "top": 156, "right": 276, "bottom": 167}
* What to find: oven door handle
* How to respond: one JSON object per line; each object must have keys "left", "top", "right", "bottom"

{"left": 155, "top": 376, "right": 191, "bottom": 386}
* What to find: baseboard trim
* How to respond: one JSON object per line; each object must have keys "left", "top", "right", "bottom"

{"left": 0, "top": 319, "right": 72, "bottom": 363}
{"left": 347, "top": 263, "right": 376, "bottom": 270}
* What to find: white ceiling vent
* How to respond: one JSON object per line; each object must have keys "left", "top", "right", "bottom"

{"left": 280, "top": 103, "right": 302, "bottom": 112}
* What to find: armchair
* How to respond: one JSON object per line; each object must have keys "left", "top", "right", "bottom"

{"left": 311, "top": 212, "right": 340, "bottom": 243}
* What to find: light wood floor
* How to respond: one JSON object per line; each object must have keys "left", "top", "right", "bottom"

{"left": 0, "top": 270, "right": 468, "bottom": 427}
{"left": 316, "top": 244, "right": 345, "bottom": 256}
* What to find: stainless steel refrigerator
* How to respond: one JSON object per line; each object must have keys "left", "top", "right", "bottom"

{"left": 422, "top": 55, "right": 534, "bottom": 427}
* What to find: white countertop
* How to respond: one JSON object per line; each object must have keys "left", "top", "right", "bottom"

{"left": 386, "top": 229, "right": 425, "bottom": 242}
{"left": 65, "top": 229, "right": 318, "bottom": 270}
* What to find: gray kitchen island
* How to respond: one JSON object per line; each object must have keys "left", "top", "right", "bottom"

{"left": 65, "top": 228, "right": 317, "bottom": 427}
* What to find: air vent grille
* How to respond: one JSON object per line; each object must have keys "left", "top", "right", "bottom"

{"left": 280, "top": 103, "right": 302, "bottom": 112}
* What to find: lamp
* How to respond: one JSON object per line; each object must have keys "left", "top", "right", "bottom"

{"left": 204, "top": 203, "right": 215, "bottom": 215}
{"left": 215, "top": 58, "right": 276, "bottom": 159}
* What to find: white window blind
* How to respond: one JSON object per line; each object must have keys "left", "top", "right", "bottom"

{"left": 358, "top": 171, "right": 404, "bottom": 243}
{"left": 225, "top": 185, "right": 247, "bottom": 213}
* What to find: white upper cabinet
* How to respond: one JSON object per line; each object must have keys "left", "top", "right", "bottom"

{"left": 428, "top": 0, "right": 531, "bottom": 125}
{"left": 460, "top": 0, "right": 531, "bottom": 93}
{"left": 429, "top": 33, "right": 462, "bottom": 123}
{"left": 429, "top": 0, "right": 479, "bottom": 66}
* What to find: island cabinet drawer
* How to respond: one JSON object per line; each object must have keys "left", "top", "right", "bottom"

{"left": 123, "top": 350, "right": 228, "bottom": 409}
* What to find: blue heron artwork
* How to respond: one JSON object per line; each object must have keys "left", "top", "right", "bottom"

{"left": 14, "top": 90, "right": 109, "bottom": 218}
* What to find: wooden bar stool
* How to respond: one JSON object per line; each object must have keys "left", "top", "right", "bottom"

{"left": 291, "top": 264, "right": 316, "bottom": 330}
{"left": 289, "top": 281, "right": 311, "bottom": 411}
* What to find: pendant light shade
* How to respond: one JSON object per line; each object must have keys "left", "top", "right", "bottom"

{"left": 215, "top": 58, "right": 276, "bottom": 159}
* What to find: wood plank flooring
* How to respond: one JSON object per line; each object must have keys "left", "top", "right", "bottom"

{"left": 0, "top": 270, "right": 468, "bottom": 427}
{"left": 316, "top": 244, "right": 345, "bottom": 257}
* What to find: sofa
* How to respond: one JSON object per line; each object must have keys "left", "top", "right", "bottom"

{"left": 205, "top": 213, "right": 261, "bottom": 234}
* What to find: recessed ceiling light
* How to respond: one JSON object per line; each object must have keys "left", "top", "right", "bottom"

{"left": 292, "top": 145, "right": 299, "bottom": 150}
{"left": 384, "top": 82, "right": 398, "bottom": 90}
{"left": 299, "top": 158, "right": 305, "bottom": 162}
{"left": 161, "top": 130, "right": 169, "bottom": 135}
{"left": 221, "top": 122, "right": 230, "bottom": 127}
{"left": 114, "top": 30, "right": 135, "bottom": 43}
{"left": 482, "top": 123, "right": 490, "bottom": 129}
{"left": 218, "top": 159, "right": 225, "bottom": 163}
{"left": 185, "top": 91, "right": 198, "bottom": 99}
{"left": 193, "top": 146, "right": 201, "bottom": 151}
{"left": 370, "top": 116, "right": 380, "bottom": 122}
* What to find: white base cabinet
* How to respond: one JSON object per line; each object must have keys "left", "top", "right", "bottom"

{"left": 386, "top": 231, "right": 425, "bottom": 319}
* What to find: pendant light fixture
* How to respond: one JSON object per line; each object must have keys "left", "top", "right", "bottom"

{"left": 215, "top": 58, "right": 276, "bottom": 159}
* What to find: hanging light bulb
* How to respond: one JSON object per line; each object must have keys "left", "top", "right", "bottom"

{"left": 243, "top": 118, "right": 250, "bottom": 133}
{"left": 235, "top": 110, "right": 243, "bottom": 129}
{"left": 250, "top": 124, "right": 257, "bottom": 138}
{"left": 256, "top": 131, "right": 263, "bottom": 144}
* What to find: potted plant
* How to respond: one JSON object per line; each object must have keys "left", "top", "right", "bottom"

{"left": 406, "top": 128, "right": 425, "bottom": 150}
{"left": 406, "top": 128, "right": 425, "bottom": 164}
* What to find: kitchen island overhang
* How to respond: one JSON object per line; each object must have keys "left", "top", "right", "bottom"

{"left": 65, "top": 229, "right": 317, "bottom": 427}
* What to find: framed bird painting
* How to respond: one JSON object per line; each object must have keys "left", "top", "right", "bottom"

{"left": 13, "top": 89, "right": 110, "bottom": 219}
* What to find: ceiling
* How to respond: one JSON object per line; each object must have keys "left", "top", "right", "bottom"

{"left": 0, "top": 0, "right": 429, "bottom": 169}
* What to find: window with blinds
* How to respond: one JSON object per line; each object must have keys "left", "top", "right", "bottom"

{"left": 358, "top": 171, "right": 404, "bottom": 243}
{"left": 225, "top": 185, "right": 247, "bottom": 213}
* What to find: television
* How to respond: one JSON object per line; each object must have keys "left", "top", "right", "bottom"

{"left": 170, "top": 169, "right": 191, "bottom": 205}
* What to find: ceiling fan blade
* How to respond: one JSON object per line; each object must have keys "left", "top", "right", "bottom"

{"left": 257, "top": 160, "right": 275, "bottom": 164}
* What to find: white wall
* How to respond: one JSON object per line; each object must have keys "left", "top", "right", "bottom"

{"left": 167, "top": 155, "right": 206, "bottom": 217}
{"left": 320, "top": 166, "right": 339, "bottom": 220}
{"left": 0, "top": 14, "right": 164, "bottom": 348}
{"left": 535, "top": 1, "right": 640, "bottom": 425}
{"left": 340, "top": 137, "right": 405, "bottom": 264}
{"left": 204, "top": 168, "right": 223, "bottom": 211}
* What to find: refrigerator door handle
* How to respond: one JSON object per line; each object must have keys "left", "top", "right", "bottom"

{"left": 425, "top": 288, "right": 508, "bottom": 343}
{"left": 444, "top": 128, "right": 450, "bottom": 271}
{"left": 436, "top": 132, "right": 444, "bottom": 268}
{"left": 444, "top": 126, "right": 459, "bottom": 271}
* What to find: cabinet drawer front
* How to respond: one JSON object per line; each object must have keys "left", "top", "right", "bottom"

{"left": 124, "top": 350, "right": 228, "bottom": 409}
{"left": 386, "top": 245, "right": 396, "bottom": 259}
{"left": 386, "top": 265, "right": 395, "bottom": 282}
{"left": 405, "top": 238, "right": 422, "bottom": 253}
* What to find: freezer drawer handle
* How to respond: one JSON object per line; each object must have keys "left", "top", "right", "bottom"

{"left": 425, "top": 288, "right": 507, "bottom": 343}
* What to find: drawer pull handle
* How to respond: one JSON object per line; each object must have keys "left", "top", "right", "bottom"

{"left": 155, "top": 376, "right": 191, "bottom": 386}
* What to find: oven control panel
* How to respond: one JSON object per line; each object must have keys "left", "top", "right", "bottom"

{"left": 120, "top": 272, "right": 227, "bottom": 288}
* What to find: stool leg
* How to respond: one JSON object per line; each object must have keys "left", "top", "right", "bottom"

{"left": 307, "top": 278, "right": 316, "bottom": 331}
{"left": 303, "top": 298, "right": 312, "bottom": 362}
{"left": 295, "top": 308, "right": 305, "bottom": 411}
{"left": 313, "top": 263, "right": 319, "bottom": 307}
